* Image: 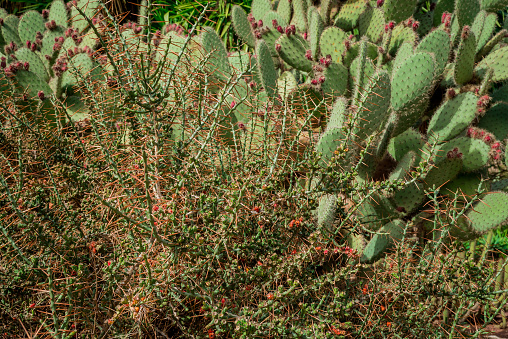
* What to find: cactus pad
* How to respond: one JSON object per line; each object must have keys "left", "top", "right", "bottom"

{"left": 321, "top": 62, "right": 348, "bottom": 97}
{"left": 334, "top": 0, "right": 369, "bottom": 31}
{"left": 202, "top": 27, "right": 232, "bottom": 82}
{"left": 456, "top": 0, "right": 481, "bottom": 27}
{"left": 360, "top": 219, "right": 405, "bottom": 263}
{"left": 18, "top": 11, "right": 46, "bottom": 45}
{"left": 427, "top": 92, "right": 477, "bottom": 143}
{"left": 275, "top": 34, "right": 312, "bottom": 72}
{"left": 415, "top": 28, "right": 451, "bottom": 78}
{"left": 390, "top": 52, "right": 435, "bottom": 115}
{"left": 467, "top": 192, "right": 508, "bottom": 233}
{"left": 14, "top": 48, "right": 49, "bottom": 82}
{"left": 475, "top": 46, "right": 508, "bottom": 82}
{"left": 232, "top": 5, "right": 255, "bottom": 48}
{"left": 477, "top": 103, "right": 508, "bottom": 140}
{"left": 359, "top": 7, "right": 385, "bottom": 44}
{"left": 387, "top": 128, "right": 425, "bottom": 162}
{"left": 433, "top": 137, "right": 490, "bottom": 172}
{"left": 277, "top": 71, "right": 298, "bottom": 100}
{"left": 13, "top": 69, "right": 52, "bottom": 99}
{"left": 454, "top": 29, "right": 476, "bottom": 85}
{"left": 383, "top": 0, "right": 418, "bottom": 24}
{"left": 319, "top": 27, "right": 348, "bottom": 64}
{"left": 49, "top": 0, "right": 69, "bottom": 28}
{"left": 2, "top": 15, "right": 21, "bottom": 46}
{"left": 388, "top": 24, "right": 418, "bottom": 56}
{"left": 256, "top": 40, "right": 277, "bottom": 100}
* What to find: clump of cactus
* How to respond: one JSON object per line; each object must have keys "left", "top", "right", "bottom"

{"left": 0, "top": 0, "right": 105, "bottom": 121}
{"left": 205, "top": 0, "right": 508, "bottom": 263}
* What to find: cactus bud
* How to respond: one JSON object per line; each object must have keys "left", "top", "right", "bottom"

{"left": 305, "top": 50, "right": 312, "bottom": 60}
{"left": 303, "top": 32, "right": 308, "bottom": 40}
{"left": 477, "top": 95, "right": 491, "bottom": 107}
{"left": 378, "top": 46, "right": 385, "bottom": 54}
{"left": 4, "top": 45, "right": 11, "bottom": 55}
{"left": 318, "top": 76, "right": 325, "bottom": 84}
{"left": 258, "top": 20, "right": 263, "bottom": 27}
{"left": 45, "top": 20, "right": 57, "bottom": 30}
{"left": 230, "top": 101, "right": 236, "bottom": 109}
{"left": 461, "top": 26, "right": 470, "bottom": 40}
{"left": 441, "top": 12, "right": 449, "bottom": 24}
{"left": 313, "top": 64, "right": 323, "bottom": 72}
{"left": 290, "top": 25, "right": 296, "bottom": 34}
{"left": 247, "top": 13, "right": 255, "bottom": 23}
{"left": 249, "top": 81, "right": 256, "bottom": 89}
{"left": 445, "top": 88, "right": 456, "bottom": 100}
{"left": 277, "top": 26, "right": 283, "bottom": 33}
{"left": 23, "top": 62, "right": 29, "bottom": 71}
{"left": 348, "top": 34, "right": 354, "bottom": 40}
{"left": 412, "top": 21, "right": 419, "bottom": 31}
{"left": 376, "top": 0, "right": 384, "bottom": 7}
{"left": 42, "top": 9, "right": 49, "bottom": 19}
{"left": 26, "top": 40, "right": 31, "bottom": 48}
{"left": 466, "top": 127, "right": 476, "bottom": 137}
{"left": 37, "top": 91, "right": 45, "bottom": 101}
{"left": 255, "top": 31, "right": 262, "bottom": 39}
{"left": 388, "top": 21, "right": 395, "bottom": 30}
{"left": 344, "top": 40, "right": 350, "bottom": 50}
{"left": 275, "top": 44, "right": 282, "bottom": 52}
{"left": 406, "top": 18, "right": 413, "bottom": 27}
{"left": 311, "top": 79, "right": 318, "bottom": 85}
{"left": 484, "top": 134, "right": 493, "bottom": 143}
{"left": 476, "top": 107, "right": 485, "bottom": 115}
{"left": 396, "top": 206, "right": 406, "bottom": 213}
{"left": 272, "top": 19, "right": 278, "bottom": 28}
{"left": 0, "top": 59, "right": 5, "bottom": 69}
{"left": 238, "top": 122, "right": 246, "bottom": 131}
{"left": 53, "top": 43, "right": 61, "bottom": 51}
{"left": 491, "top": 142, "right": 501, "bottom": 150}
{"left": 251, "top": 22, "right": 258, "bottom": 29}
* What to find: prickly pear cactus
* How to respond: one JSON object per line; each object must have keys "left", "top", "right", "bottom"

{"left": 224, "top": 0, "right": 508, "bottom": 263}
{"left": 0, "top": 0, "right": 104, "bottom": 122}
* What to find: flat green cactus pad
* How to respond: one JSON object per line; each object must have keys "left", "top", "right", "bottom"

{"left": 202, "top": 27, "right": 232, "bottom": 82}
{"left": 383, "top": 0, "right": 417, "bottom": 24}
{"left": 467, "top": 192, "right": 508, "bottom": 233}
{"left": 317, "top": 194, "right": 337, "bottom": 231}
{"left": 454, "top": 29, "right": 476, "bottom": 85}
{"left": 432, "top": 137, "right": 490, "bottom": 172}
{"left": 13, "top": 69, "right": 52, "bottom": 99}
{"left": 334, "top": 0, "right": 369, "bottom": 31}
{"left": 415, "top": 28, "right": 451, "bottom": 78}
{"left": 15, "top": 48, "right": 49, "bottom": 82}
{"left": 387, "top": 128, "right": 425, "bottom": 162}
{"left": 276, "top": 34, "right": 312, "bottom": 72}
{"left": 442, "top": 173, "right": 489, "bottom": 201}
{"left": 48, "top": 0, "right": 69, "bottom": 28}
{"left": 321, "top": 62, "right": 348, "bottom": 97}
{"left": 475, "top": 46, "right": 508, "bottom": 82}
{"left": 427, "top": 92, "right": 477, "bottom": 143}
{"left": 320, "top": 27, "right": 348, "bottom": 64}
{"left": 256, "top": 39, "right": 277, "bottom": 100}
{"left": 359, "top": 7, "right": 385, "bottom": 44}
{"left": 232, "top": 5, "right": 255, "bottom": 48}
{"left": 478, "top": 103, "right": 508, "bottom": 141}
{"left": 390, "top": 52, "right": 435, "bottom": 115}
{"left": 480, "top": 0, "right": 508, "bottom": 12}
{"left": 18, "top": 11, "right": 46, "bottom": 45}
{"left": 2, "top": 15, "right": 21, "bottom": 46}
{"left": 360, "top": 219, "right": 405, "bottom": 263}
{"left": 277, "top": 71, "right": 298, "bottom": 100}
{"left": 456, "top": 0, "right": 481, "bottom": 27}
{"left": 388, "top": 24, "right": 417, "bottom": 56}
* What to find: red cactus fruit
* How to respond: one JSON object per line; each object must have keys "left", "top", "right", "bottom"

{"left": 272, "top": 19, "right": 278, "bottom": 28}
{"left": 376, "top": 0, "right": 384, "bottom": 7}
{"left": 277, "top": 25, "right": 283, "bottom": 33}
{"left": 311, "top": 79, "right": 318, "bottom": 85}
{"left": 275, "top": 44, "right": 281, "bottom": 52}
{"left": 37, "top": 91, "right": 45, "bottom": 101}
{"left": 305, "top": 49, "right": 312, "bottom": 60}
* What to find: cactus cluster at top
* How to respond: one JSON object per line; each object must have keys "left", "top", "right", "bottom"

{"left": 0, "top": 0, "right": 110, "bottom": 121}
{"left": 183, "top": 0, "right": 508, "bottom": 263}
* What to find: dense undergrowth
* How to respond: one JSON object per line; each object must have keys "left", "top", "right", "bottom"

{"left": 1, "top": 0, "right": 508, "bottom": 338}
